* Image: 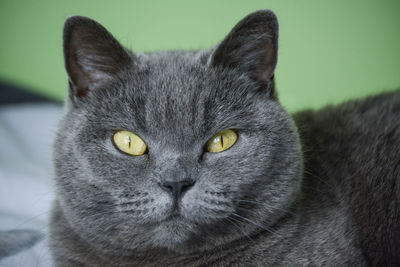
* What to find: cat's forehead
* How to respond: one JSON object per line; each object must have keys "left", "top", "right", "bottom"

{"left": 87, "top": 50, "right": 266, "bottom": 147}
{"left": 135, "top": 50, "right": 251, "bottom": 103}
{"left": 127, "top": 52, "right": 227, "bottom": 140}
{"left": 141, "top": 50, "right": 212, "bottom": 91}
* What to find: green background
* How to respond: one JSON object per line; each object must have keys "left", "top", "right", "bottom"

{"left": 1, "top": 0, "right": 399, "bottom": 112}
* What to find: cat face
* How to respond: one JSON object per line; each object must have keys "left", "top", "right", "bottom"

{"left": 54, "top": 10, "right": 302, "bottom": 254}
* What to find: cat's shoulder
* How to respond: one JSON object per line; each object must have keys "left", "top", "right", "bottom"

{"left": 293, "top": 88, "right": 400, "bottom": 165}
{"left": 293, "top": 89, "right": 400, "bottom": 137}
{"left": 292, "top": 89, "right": 400, "bottom": 265}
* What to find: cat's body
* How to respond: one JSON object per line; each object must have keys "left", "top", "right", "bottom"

{"left": 50, "top": 10, "right": 400, "bottom": 266}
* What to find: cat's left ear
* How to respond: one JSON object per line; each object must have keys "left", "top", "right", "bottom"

{"left": 210, "top": 10, "right": 278, "bottom": 97}
{"left": 63, "top": 16, "right": 133, "bottom": 101}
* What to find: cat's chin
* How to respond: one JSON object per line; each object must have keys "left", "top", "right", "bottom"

{"left": 147, "top": 215, "right": 203, "bottom": 252}
{"left": 146, "top": 214, "right": 238, "bottom": 254}
{"left": 146, "top": 219, "right": 245, "bottom": 255}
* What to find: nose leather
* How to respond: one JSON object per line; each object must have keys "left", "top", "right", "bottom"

{"left": 160, "top": 179, "right": 195, "bottom": 200}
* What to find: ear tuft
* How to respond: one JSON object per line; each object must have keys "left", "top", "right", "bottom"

{"left": 211, "top": 10, "right": 278, "bottom": 95}
{"left": 63, "top": 16, "right": 132, "bottom": 100}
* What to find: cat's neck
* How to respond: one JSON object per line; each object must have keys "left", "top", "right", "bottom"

{"left": 50, "top": 200, "right": 298, "bottom": 266}
{"left": 53, "top": 194, "right": 363, "bottom": 265}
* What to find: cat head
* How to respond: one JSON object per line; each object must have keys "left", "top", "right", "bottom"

{"left": 54, "top": 10, "right": 302, "bottom": 254}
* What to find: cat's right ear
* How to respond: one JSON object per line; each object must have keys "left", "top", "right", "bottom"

{"left": 63, "top": 16, "right": 132, "bottom": 102}
{"left": 210, "top": 10, "right": 278, "bottom": 97}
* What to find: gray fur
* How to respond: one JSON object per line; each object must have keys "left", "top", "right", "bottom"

{"left": 50, "top": 10, "right": 400, "bottom": 266}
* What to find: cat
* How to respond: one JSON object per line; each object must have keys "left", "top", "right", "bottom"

{"left": 50, "top": 10, "right": 400, "bottom": 266}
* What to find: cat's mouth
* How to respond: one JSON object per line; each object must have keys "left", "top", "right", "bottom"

{"left": 163, "top": 215, "right": 181, "bottom": 225}
{"left": 161, "top": 198, "right": 188, "bottom": 221}
{"left": 163, "top": 207, "right": 185, "bottom": 223}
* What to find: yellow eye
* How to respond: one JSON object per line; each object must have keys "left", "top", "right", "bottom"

{"left": 112, "top": 130, "right": 147, "bottom": 156}
{"left": 206, "top": 129, "right": 238, "bottom": 153}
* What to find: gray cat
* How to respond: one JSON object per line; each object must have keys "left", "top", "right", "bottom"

{"left": 50, "top": 10, "right": 400, "bottom": 266}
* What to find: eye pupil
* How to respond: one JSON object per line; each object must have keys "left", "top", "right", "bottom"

{"left": 113, "top": 130, "right": 147, "bottom": 156}
{"left": 206, "top": 129, "right": 237, "bottom": 153}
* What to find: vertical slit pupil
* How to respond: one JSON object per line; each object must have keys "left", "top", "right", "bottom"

{"left": 221, "top": 135, "right": 224, "bottom": 147}
{"left": 128, "top": 136, "right": 131, "bottom": 148}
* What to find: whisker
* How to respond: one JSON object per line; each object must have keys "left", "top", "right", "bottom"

{"left": 235, "top": 199, "right": 295, "bottom": 215}
{"left": 226, "top": 216, "right": 256, "bottom": 245}
{"left": 231, "top": 212, "right": 282, "bottom": 238}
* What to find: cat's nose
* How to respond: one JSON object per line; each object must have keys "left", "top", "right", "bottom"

{"left": 160, "top": 179, "right": 195, "bottom": 200}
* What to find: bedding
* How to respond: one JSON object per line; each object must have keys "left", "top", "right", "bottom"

{"left": 0, "top": 103, "right": 62, "bottom": 266}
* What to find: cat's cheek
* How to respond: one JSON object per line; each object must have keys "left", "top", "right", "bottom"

{"left": 145, "top": 192, "right": 174, "bottom": 222}
{"left": 179, "top": 188, "right": 198, "bottom": 220}
{"left": 179, "top": 183, "right": 233, "bottom": 224}
{"left": 110, "top": 185, "right": 174, "bottom": 224}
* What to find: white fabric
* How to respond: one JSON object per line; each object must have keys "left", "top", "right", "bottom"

{"left": 0, "top": 103, "right": 63, "bottom": 266}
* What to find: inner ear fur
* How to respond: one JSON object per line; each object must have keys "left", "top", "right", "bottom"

{"left": 63, "top": 16, "right": 132, "bottom": 100}
{"left": 211, "top": 10, "right": 278, "bottom": 96}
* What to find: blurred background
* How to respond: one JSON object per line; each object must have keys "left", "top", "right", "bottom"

{"left": 0, "top": 0, "right": 399, "bottom": 265}
{"left": 1, "top": 0, "right": 400, "bottom": 112}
